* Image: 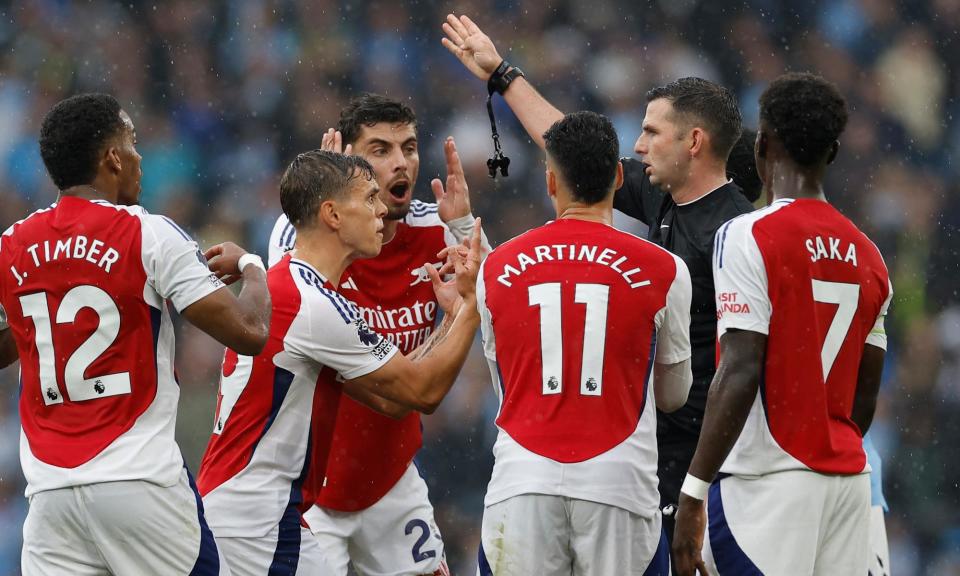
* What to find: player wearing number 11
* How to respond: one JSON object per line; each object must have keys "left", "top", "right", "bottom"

{"left": 476, "top": 112, "right": 692, "bottom": 575}
{"left": 672, "top": 74, "right": 893, "bottom": 575}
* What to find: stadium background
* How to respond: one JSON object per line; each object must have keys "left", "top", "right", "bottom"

{"left": 0, "top": 0, "right": 957, "bottom": 573}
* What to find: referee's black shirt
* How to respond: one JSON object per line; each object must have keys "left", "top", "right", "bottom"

{"left": 614, "top": 158, "right": 754, "bottom": 436}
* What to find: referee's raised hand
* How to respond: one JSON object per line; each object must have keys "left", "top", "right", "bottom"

{"left": 441, "top": 14, "right": 502, "bottom": 81}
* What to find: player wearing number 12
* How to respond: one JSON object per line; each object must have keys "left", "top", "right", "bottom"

{"left": 0, "top": 94, "right": 272, "bottom": 575}
{"left": 672, "top": 74, "right": 893, "bottom": 575}
{"left": 476, "top": 112, "right": 692, "bottom": 575}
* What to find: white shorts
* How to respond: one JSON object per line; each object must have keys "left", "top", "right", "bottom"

{"left": 217, "top": 514, "right": 333, "bottom": 576}
{"left": 702, "top": 470, "right": 870, "bottom": 575}
{"left": 477, "top": 494, "right": 669, "bottom": 576}
{"left": 303, "top": 463, "right": 447, "bottom": 576}
{"left": 22, "top": 468, "right": 229, "bottom": 576}
{"left": 868, "top": 505, "right": 890, "bottom": 576}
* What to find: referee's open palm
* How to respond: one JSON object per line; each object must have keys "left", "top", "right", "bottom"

{"left": 441, "top": 14, "right": 502, "bottom": 81}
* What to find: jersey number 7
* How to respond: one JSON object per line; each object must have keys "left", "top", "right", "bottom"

{"left": 811, "top": 279, "right": 860, "bottom": 381}
{"left": 528, "top": 282, "right": 609, "bottom": 397}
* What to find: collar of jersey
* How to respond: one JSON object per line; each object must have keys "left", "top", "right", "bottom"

{"left": 288, "top": 257, "right": 329, "bottom": 284}
{"left": 674, "top": 179, "right": 733, "bottom": 207}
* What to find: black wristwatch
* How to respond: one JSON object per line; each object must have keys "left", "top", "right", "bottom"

{"left": 487, "top": 60, "right": 525, "bottom": 95}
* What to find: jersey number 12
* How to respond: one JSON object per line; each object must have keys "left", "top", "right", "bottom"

{"left": 19, "top": 286, "right": 132, "bottom": 406}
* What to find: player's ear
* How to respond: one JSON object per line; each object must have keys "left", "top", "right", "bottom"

{"left": 104, "top": 146, "right": 122, "bottom": 175}
{"left": 614, "top": 161, "right": 624, "bottom": 190}
{"left": 546, "top": 168, "right": 558, "bottom": 199}
{"left": 318, "top": 200, "right": 340, "bottom": 230}
{"left": 826, "top": 140, "right": 839, "bottom": 165}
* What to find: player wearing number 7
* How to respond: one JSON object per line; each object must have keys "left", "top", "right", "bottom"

{"left": 671, "top": 74, "right": 893, "bottom": 576}
{"left": 476, "top": 111, "right": 692, "bottom": 575}
{"left": 0, "top": 94, "right": 272, "bottom": 575}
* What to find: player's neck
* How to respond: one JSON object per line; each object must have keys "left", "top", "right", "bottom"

{"left": 556, "top": 202, "right": 612, "bottom": 225}
{"left": 381, "top": 218, "right": 400, "bottom": 244}
{"left": 59, "top": 183, "right": 118, "bottom": 204}
{"left": 669, "top": 168, "right": 728, "bottom": 205}
{"left": 767, "top": 162, "right": 827, "bottom": 203}
{"left": 292, "top": 232, "right": 353, "bottom": 287}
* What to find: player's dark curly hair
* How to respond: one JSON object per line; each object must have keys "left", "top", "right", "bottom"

{"left": 726, "top": 128, "right": 762, "bottom": 202}
{"left": 280, "top": 150, "right": 376, "bottom": 229}
{"left": 646, "top": 77, "right": 742, "bottom": 162}
{"left": 759, "top": 73, "right": 848, "bottom": 167}
{"left": 39, "top": 93, "right": 126, "bottom": 190}
{"left": 338, "top": 93, "right": 417, "bottom": 145}
{"left": 543, "top": 111, "right": 620, "bottom": 205}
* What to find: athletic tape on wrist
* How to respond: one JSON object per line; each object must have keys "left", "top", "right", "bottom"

{"left": 680, "top": 474, "right": 710, "bottom": 501}
{"left": 238, "top": 253, "right": 265, "bottom": 273}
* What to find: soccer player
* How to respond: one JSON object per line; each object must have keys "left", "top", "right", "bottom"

{"left": 0, "top": 93, "right": 271, "bottom": 575}
{"left": 672, "top": 73, "right": 892, "bottom": 575}
{"left": 199, "top": 150, "right": 483, "bottom": 575}
{"left": 476, "top": 111, "right": 692, "bottom": 574}
{"left": 441, "top": 14, "right": 753, "bottom": 541}
{"left": 268, "top": 95, "right": 487, "bottom": 576}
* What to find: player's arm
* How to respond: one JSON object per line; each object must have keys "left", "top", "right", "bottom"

{"left": 673, "top": 219, "right": 770, "bottom": 576}
{"left": 653, "top": 255, "right": 694, "bottom": 412}
{"left": 346, "top": 220, "right": 483, "bottom": 413}
{"left": 178, "top": 242, "right": 271, "bottom": 356}
{"left": 0, "top": 328, "right": 17, "bottom": 369}
{"left": 851, "top": 285, "right": 891, "bottom": 434}
{"left": 442, "top": 14, "right": 562, "bottom": 150}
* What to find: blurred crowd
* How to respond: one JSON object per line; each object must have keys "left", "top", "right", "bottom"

{"left": 0, "top": 0, "right": 957, "bottom": 573}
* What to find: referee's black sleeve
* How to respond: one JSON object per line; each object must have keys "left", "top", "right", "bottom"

{"left": 613, "top": 158, "right": 661, "bottom": 228}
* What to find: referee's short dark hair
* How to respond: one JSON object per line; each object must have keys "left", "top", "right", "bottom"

{"left": 39, "top": 93, "right": 125, "bottom": 190}
{"left": 646, "top": 77, "right": 742, "bottom": 162}
{"left": 543, "top": 111, "right": 620, "bottom": 205}
{"left": 338, "top": 93, "right": 417, "bottom": 146}
{"left": 280, "top": 150, "right": 376, "bottom": 230}
{"left": 759, "top": 73, "right": 848, "bottom": 167}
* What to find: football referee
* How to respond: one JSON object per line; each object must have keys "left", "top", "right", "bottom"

{"left": 441, "top": 14, "right": 755, "bottom": 544}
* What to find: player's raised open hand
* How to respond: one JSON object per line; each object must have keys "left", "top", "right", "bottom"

{"left": 672, "top": 494, "right": 709, "bottom": 576}
{"left": 320, "top": 127, "right": 353, "bottom": 156}
{"left": 441, "top": 14, "right": 503, "bottom": 81}
{"left": 205, "top": 242, "right": 249, "bottom": 286}
{"left": 431, "top": 136, "right": 472, "bottom": 223}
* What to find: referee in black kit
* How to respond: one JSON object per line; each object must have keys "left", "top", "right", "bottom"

{"left": 441, "top": 14, "right": 756, "bottom": 544}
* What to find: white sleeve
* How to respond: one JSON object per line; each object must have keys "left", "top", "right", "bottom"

{"left": 865, "top": 280, "right": 893, "bottom": 350}
{"left": 0, "top": 302, "right": 7, "bottom": 330}
{"left": 654, "top": 254, "right": 692, "bottom": 364}
{"left": 445, "top": 213, "right": 492, "bottom": 256}
{"left": 268, "top": 213, "right": 296, "bottom": 268}
{"left": 286, "top": 290, "right": 399, "bottom": 380}
{"left": 476, "top": 259, "right": 497, "bottom": 362}
{"left": 140, "top": 213, "right": 225, "bottom": 313}
{"left": 713, "top": 218, "right": 771, "bottom": 337}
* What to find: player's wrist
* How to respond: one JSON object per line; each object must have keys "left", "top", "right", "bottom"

{"left": 238, "top": 253, "right": 266, "bottom": 274}
{"left": 680, "top": 473, "right": 710, "bottom": 501}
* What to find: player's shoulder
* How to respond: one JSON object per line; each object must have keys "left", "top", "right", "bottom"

{"left": 718, "top": 199, "right": 792, "bottom": 240}
{"left": 1, "top": 203, "right": 57, "bottom": 242}
{"left": 485, "top": 221, "right": 549, "bottom": 260}
{"left": 404, "top": 200, "right": 444, "bottom": 228}
{"left": 287, "top": 259, "right": 359, "bottom": 326}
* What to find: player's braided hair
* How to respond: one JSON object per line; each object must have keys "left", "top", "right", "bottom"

{"left": 759, "top": 73, "right": 848, "bottom": 167}
{"left": 338, "top": 93, "right": 417, "bottom": 145}
{"left": 646, "top": 77, "right": 742, "bottom": 162}
{"left": 543, "top": 111, "right": 620, "bottom": 205}
{"left": 39, "top": 93, "right": 125, "bottom": 190}
{"left": 280, "top": 150, "right": 376, "bottom": 229}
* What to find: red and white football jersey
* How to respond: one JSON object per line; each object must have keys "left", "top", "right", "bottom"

{"left": 268, "top": 201, "right": 480, "bottom": 510}
{"left": 196, "top": 255, "right": 398, "bottom": 536}
{"left": 0, "top": 197, "right": 224, "bottom": 496}
{"left": 478, "top": 218, "right": 692, "bottom": 517}
{"left": 713, "top": 198, "right": 892, "bottom": 476}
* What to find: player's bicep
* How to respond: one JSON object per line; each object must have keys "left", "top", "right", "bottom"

{"left": 713, "top": 220, "right": 770, "bottom": 336}
{"left": 142, "top": 215, "right": 223, "bottom": 311}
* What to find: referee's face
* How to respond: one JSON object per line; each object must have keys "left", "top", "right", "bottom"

{"left": 635, "top": 98, "right": 689, "bottom": 191}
